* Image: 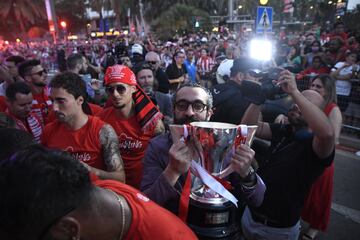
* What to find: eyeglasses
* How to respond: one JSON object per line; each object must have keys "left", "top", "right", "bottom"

{"left": 106, "top": 85, "right": 127, "bottom": 95}
{"left": 175, "top": 100, "right": 207, "bottom": 113}
{"left": 30, "top": 69, "right": 47, "bottom": 76}
{"left": 146, "top": 61, "right": 158, "bottom": 65}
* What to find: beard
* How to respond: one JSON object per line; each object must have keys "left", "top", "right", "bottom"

{"left": 33, "top": 81, "right": 47, "bottom": 87}
{"left": 174, "top": 115, "right": 201, "bottom": 125}
{"left": 288, "top": 114, "right": 308, "bottom": 130}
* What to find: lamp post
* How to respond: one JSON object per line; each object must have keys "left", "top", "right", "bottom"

{"left": 60, "top": 20, "right": 67, "bottom": 41}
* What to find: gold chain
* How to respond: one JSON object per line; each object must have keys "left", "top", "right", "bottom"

{"left": 106, "top": 189, "right": 126, "bottom": 240}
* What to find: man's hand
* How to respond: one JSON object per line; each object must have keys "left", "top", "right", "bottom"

{"left": 230, "top": 145, "right": 255, "bottom": 178}
{"left": 276, "top": 70, "right": 299, "bottom": 95}
{"left": 0, "top": 65, "right": 13, "bottom": 84}
{"left": 163, "top": 141, "right": 193, "bottom": 186}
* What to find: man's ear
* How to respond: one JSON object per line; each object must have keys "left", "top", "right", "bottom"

{"left": 23, "top": 75, "right": 32, "bottom": 84}
{"left": 77, "top": 96, "right": 84, "bottom": 105}
{"left": 130, "top": 85, "right": 137, "bottom": 94}
{"left": 206, "top": 108, "right": 213, "bottom": 121}
{"left": 49, "top": 216, "right": 81, "bottom": 240}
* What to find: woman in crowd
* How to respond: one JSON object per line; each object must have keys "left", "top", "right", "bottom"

{"left": 301, "top": 74, "right": 342, "bottom": 240}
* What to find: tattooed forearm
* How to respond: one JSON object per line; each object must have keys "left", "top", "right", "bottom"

{"left": 99, "top": 124, "right": 124, "bottom": 171}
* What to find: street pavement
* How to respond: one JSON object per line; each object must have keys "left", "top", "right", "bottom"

{"left": 301, "top": 146, "right": 360, "bottom": 240}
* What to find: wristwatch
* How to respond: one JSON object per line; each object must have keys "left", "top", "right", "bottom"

{"left": 240, "top": 167, "right": 256, "bottom": 187}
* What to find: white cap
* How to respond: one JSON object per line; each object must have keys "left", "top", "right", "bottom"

{"left": 217, "top": 59, "right": 233, "bottom": 77}
{"left": 201, "top": 37, "right": 208, "bottom": 42}
{"left": 132, "top": 44, "right": 143, "bottom": 55}
{"left": 216, "top": 59, "right": 233, "bottom": 84}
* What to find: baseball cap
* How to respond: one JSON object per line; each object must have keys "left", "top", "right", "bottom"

{"left": 132, "top": 44, "right": 143, "bottom": 55}
{"left": 230, "top": 57, "right": 256, "bottom": 77}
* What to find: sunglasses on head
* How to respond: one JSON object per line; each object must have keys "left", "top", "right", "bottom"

{"left": 105, "top": 85, "right": 127, "bottom": 94}
{"left": 30, "top": 69, "right": 47, "bottom": 76}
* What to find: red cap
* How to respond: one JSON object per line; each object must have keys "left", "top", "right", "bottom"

{"left": 104, "top": 65, "right": 137, "bottom": 86}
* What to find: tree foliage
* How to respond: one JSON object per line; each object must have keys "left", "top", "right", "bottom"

{"left": 0, "top": 0, "right": 47, "bottom": 36}
{"left": 151, "top": 3, "right": 211, "bottom": 40}
{"left": 55, "top": 0, "right": 87, "bottom": 34}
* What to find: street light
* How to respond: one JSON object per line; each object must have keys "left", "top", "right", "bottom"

{"left": 60, "top": 21, "right": 67, "bottom": 29}
{"left": 238, "top": 5, "right": 243, "bottom": 9}
{"left": 260, "top": 0, "right": 269, "bottom": 5}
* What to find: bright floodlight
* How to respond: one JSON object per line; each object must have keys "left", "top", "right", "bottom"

{"left": 249, "top": 39, "right": 272, "bottom": 61}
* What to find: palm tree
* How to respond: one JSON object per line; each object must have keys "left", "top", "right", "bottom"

{"left": 0, "top": 0, "right": 46, "bottom": 34}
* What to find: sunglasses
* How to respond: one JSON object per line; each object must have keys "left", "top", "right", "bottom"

{"left": 30, "top": 69, "right": 47, "bottom": 76}
{"left": 105, "top": 85, "right": 127, "bottom": 95}
{"left": 146, "top": 61, "right": 158, "bottom": 65}
{"left": 175, "top": 100, "right": 207, "bottom": 113}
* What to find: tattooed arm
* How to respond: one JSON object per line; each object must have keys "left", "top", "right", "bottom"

{"left": 86, "top": 124, "right": 125, "bottom": 182}
{"left": 154, "top": 119, "right": 165, "bottom": 136}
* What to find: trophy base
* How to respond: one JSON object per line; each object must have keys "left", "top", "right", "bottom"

{"left": 187, "top": 197, "right": 241, "bottom": 239}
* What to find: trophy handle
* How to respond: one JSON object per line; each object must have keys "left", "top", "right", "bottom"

{"left": 218, "top": 165, "right": 234, "bottom": 179}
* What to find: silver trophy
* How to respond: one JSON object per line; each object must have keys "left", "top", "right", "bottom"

{"left": 169, "top": 122, "right": 257, "bottom": 204}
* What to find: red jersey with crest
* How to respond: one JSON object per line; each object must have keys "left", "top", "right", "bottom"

{"left": 41, "top": 115, "right": 107, "bottom": 170}
{"left": 31, "top": 87, "right": 52, "bottom": 125}
{"left": 97, "top": 107, "right": 154, "bottom": 189}
{"left": 95, "top": 180, "right": 198, "bottom": 240}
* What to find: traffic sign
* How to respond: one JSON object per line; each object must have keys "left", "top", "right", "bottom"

{"left": 256, "top": 6, "right": 273, "bottom": 33}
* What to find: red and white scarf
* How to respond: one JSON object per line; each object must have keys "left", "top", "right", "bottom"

{"left": 6, "top": 111, "right": 43, "bottom": 143}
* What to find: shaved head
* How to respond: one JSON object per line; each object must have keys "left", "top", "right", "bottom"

{"left": 145, "top": 51, "right": 160, "bottom": 61}
{"left": 302, "top": 90, "right": 324, "bottom": 109}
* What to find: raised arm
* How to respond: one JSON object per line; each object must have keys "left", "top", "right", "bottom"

{"left": 277, "top": 71, "right": 335, "bottom": 158}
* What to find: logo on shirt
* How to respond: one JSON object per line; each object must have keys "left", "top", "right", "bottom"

{"left": 64, "top": 146, "right": 92, "bottom": 162}
{"left": 136, "top": 193, "right": 149, "bottom": 202}
{"left": 118, "top": 133, "right": 143, "bottom": 150}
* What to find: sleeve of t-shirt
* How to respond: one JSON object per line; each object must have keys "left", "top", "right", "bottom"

{"left": 140, "top": 139, "right": 179, "bottom": 205}
{"left": 331, "top": 62, "right": 343, "bottom": 72}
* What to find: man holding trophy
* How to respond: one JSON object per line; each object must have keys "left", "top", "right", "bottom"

{"left": 141, "top": 83, "right": 266, "bottom": 239}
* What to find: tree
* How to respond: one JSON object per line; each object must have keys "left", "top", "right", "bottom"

{"left": 55, "top": 0, "right": 87, "bottom": 34}
{"left": 151, "top": 3, "right": 211, "bottom": 40}
{"left": 0, "top": 0, "right": 47, "bottom": 36}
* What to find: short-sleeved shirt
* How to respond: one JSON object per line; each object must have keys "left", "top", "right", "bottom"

{"left": 251, "top": 124, "right": 334, "bottom": 226}
{"left": 97, "top": 108, "right": 155, "bottom": 189}
{"left": 95, "top": 179, "right": 198, "bottom": 240}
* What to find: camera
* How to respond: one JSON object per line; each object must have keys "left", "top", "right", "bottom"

{"left": 249, "top": 67, "right": 286, "bottom": 100}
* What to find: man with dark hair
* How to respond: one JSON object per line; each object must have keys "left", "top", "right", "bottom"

{"left": 0, "top": 145, "right": 197, "bottom": 240}
{"left": 0, "top": 128, "right": 35, "bottom": 161}
{"left": 41, "top": 72, "right": 125, "bottom": 182}
{"left": 0, "top": 55, "right": 25, "bottom": 96}
{"left": 141, "top": 82, "right": 265, "bottom": 215}
{"left": 67, "top": 53, "right": 101, "bottom": 100}
{"left": 210, "top": 57, "right": 258, "bottom": 124}
{"left": 97, "top": 65, "right": 165, "bottom": 189}
{"left": 5, "top": 82, "right": 43, "bottom": 142}
{"left": 18, "top": 59, "right": 52, "bottom": 125}
{"left": 166, "top": 51, "right": 188, "bottom": 92}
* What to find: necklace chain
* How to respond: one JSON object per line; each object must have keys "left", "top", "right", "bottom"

{"left": 107, "top": 189, "right": 126, "bottom": 240}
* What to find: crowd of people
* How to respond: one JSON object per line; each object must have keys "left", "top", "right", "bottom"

{"left": 0, "top": 20, "right": 359, "bottom": 240}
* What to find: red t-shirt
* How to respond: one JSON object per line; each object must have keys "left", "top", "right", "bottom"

{"left": 97, "top": 107, "right": 154, "bottom": 189}
{"left": 41, "top": 116, "right": 107, "bottom": 170}
{"left": 32, "top": 88, "right": 52, "bottom": 125}
{"left": 46, "top": 103, "right": 103, "bottom": 123}
{"left": 95, "top": 180, "right": 198, "bottom": 240}
{"left": 0, "top": 96, "right": 7, "bottom": 112}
